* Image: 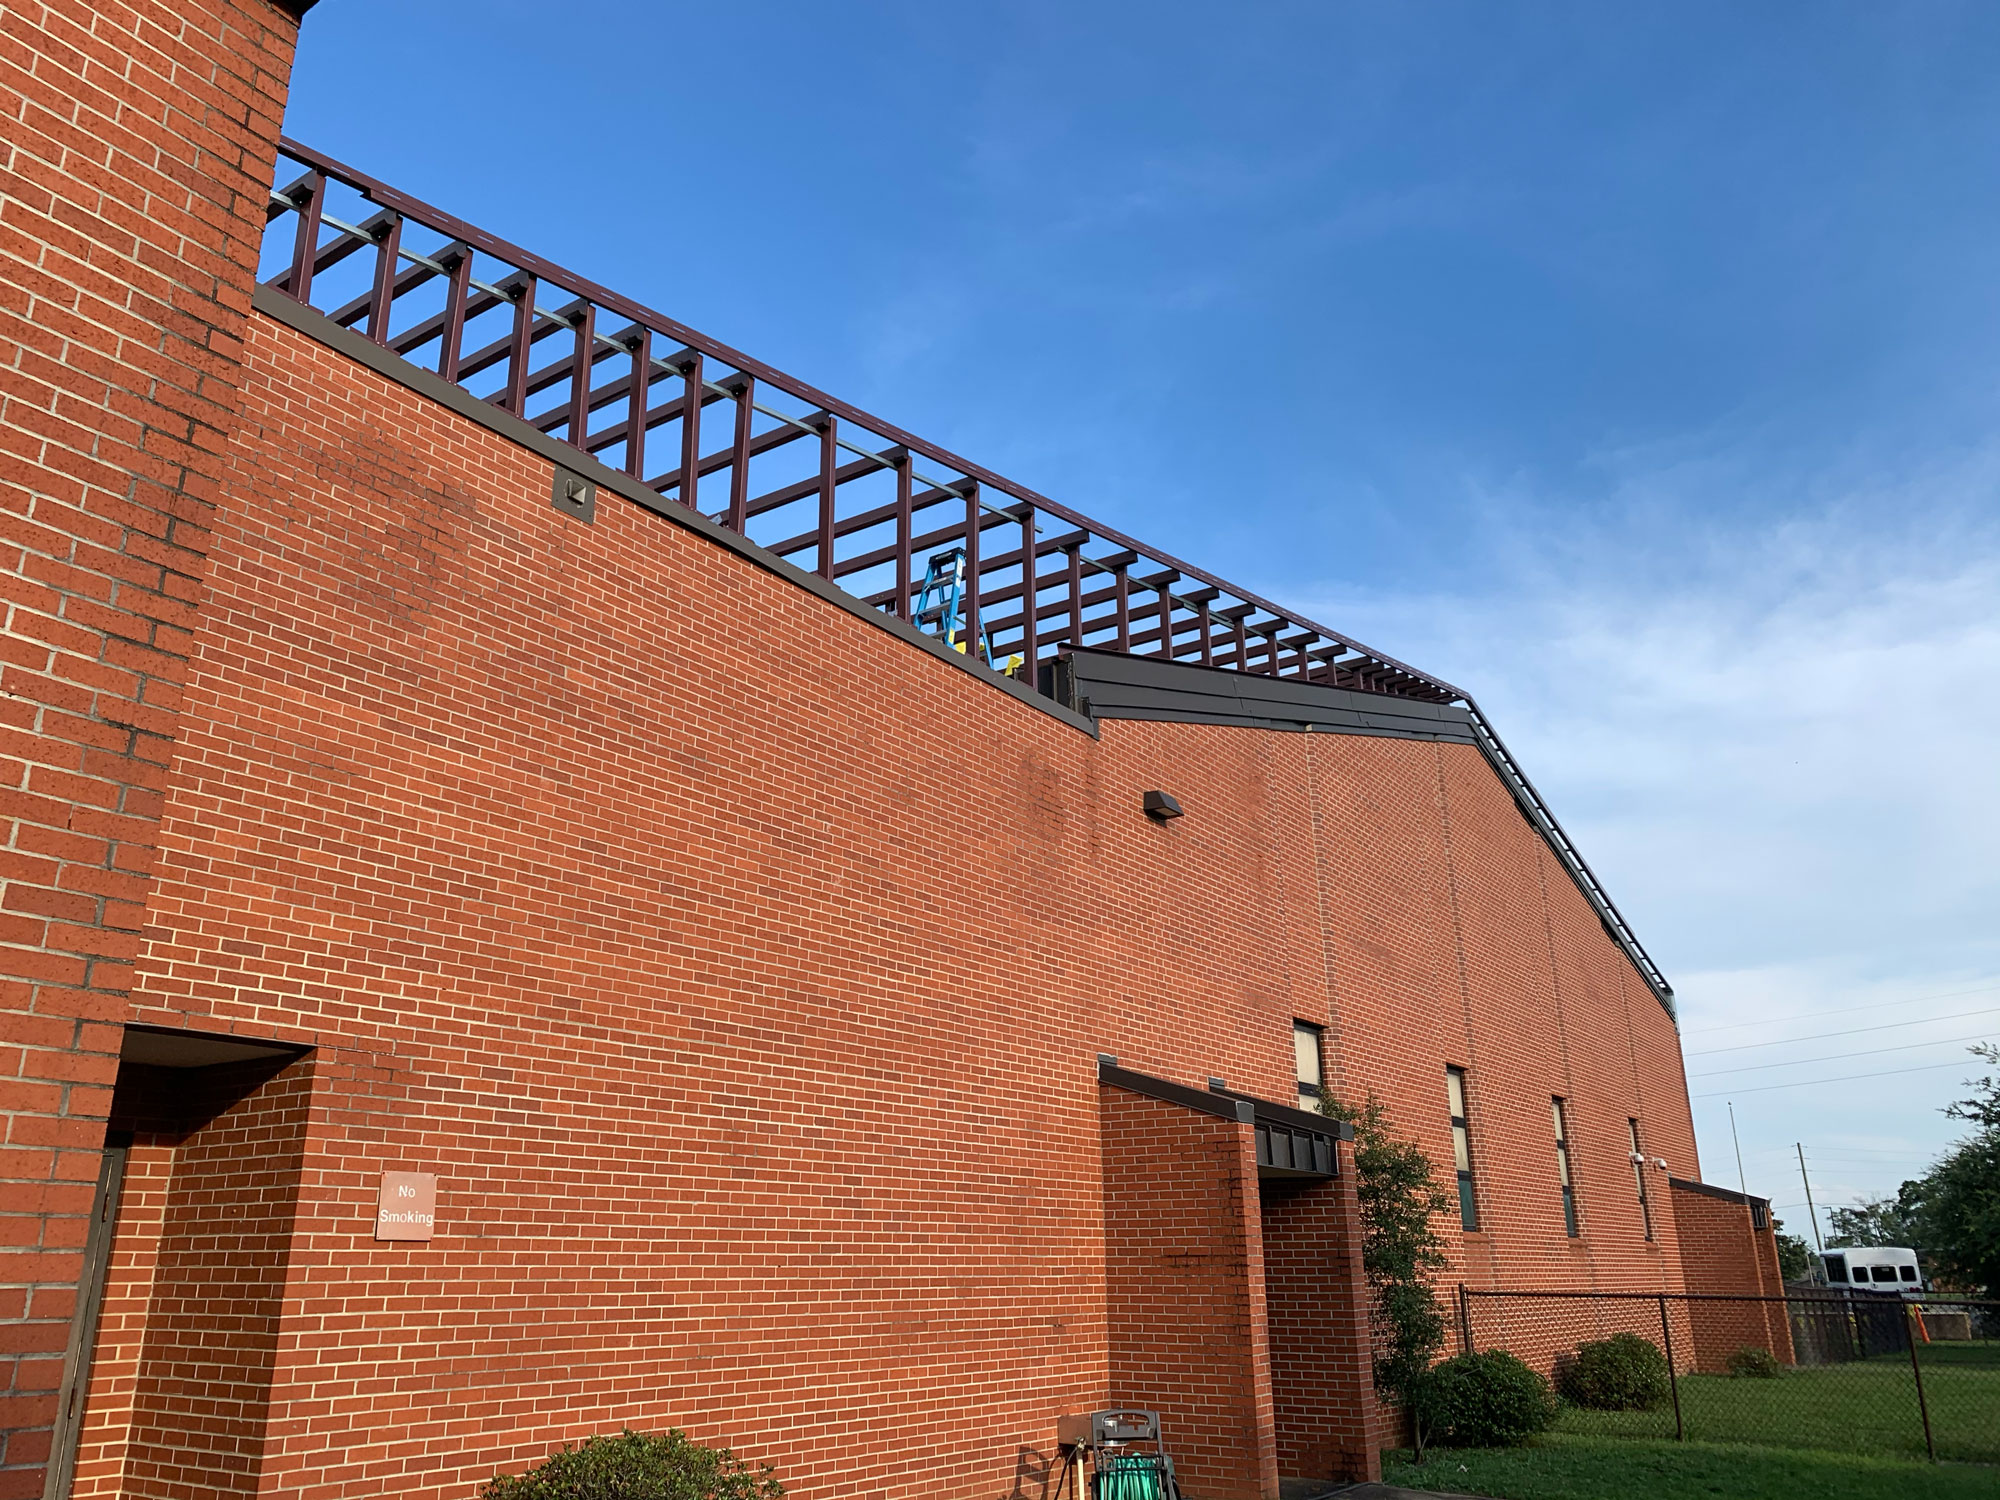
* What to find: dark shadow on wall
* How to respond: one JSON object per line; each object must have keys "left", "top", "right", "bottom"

{"left": 1006, "top": 1440, "right": 1057, "bottom": 1500}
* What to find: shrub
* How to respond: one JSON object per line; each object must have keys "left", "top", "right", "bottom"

{"left": 482, "top": 1428, "right": 783, "bottom": 1500}
{"left": 1411, "top": 1350, "right": 1557, "bottom": 1447}
{"left": 1727, "top": 1344, "right": 1784, "bottom": 1379}
{"left": 1557, "top": 1332, "right": 1670, "bottom": 1411}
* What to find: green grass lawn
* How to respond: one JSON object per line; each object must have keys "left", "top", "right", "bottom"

{"left": 1383, "top": 1433, "right": 2000, "bottom": 1500}
{"left": 1547, "top": 1343, "right": 1999, "bottom": 1465}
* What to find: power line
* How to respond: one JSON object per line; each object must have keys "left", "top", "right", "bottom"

{"left": 1696, "top": 1057, "right": 1979, "bottom": 1098}
{"left": 1744, "top": 1152, "right": 1944, "bottom": 1160}
{"left": 1692, "top": 1031, "right": 1996, "bottom": 1079}
{"left": 1681, "top": 982, "right": 2000, "bottom": 1038}
{"left": 1686, "top": 1006, "right": 2000, "bottom": 1057}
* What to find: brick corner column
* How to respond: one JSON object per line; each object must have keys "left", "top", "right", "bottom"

{"left": 1100, "top": 1085, "right": 1282, "bottom": 1500}
{"left": 0, "top": 1, "right": 306, "bottom": 1490}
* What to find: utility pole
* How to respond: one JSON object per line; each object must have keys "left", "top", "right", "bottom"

{"left": 1731, "top": 1103, "right": 1772, "bottom": 1298}
{"left": 1796, "top": 1142, "right": 1824, "bottom": 1253}
{"left": 1729, "top": 1103, "right": 1748, "bottom": 1196}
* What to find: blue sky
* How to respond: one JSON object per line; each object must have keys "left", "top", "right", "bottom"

{"left": 287, "top": 1, "right": 2000, "bottom": 1238}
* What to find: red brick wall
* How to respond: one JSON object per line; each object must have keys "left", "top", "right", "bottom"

{"left": 0, "top": 2, "right": 299, "bottom": 1489}
{"left": 1302, "top": 730, "right": 1699, "bottom": 1297}
{"left": 1099, "top": 1086, "right": 1278, "bottom": 1500}
{"left": 46, "top": 301, "right": 1706, "bottom": 1498}
{"left": 1668, "top": 1183, "right": 1792, "bottom": 1371}
{"left": 1259, "top": 1174, "right": 1380, "bottom": 1483}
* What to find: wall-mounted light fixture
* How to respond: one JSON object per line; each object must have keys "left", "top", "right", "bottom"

{"left": 550, "top": 467, "right": 596, "bottom": 523}
{"left": 1142, "top": 790, "right": 1183, "bottom": 820}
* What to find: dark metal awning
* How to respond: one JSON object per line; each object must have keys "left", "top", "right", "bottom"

{"left": 1209, "top": 1083, "right": 1352, "bottom": 1181}
{"left": 1094, "top": 1056, "right": 1351, "bottom": 1182}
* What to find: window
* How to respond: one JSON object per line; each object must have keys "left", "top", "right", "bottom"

{"left": 1552, "top": 1097, "right": 1578, "bottom": 1237}
{"left": 1824, "top": 1254, "right": 1848, "bottom": 1283}
{"left": 1293, "top": 1022, "right": 1324, "bottom": 1114}
{"left": 1872, "top": 1266, "right": 1900, "bottom": 1284}
{"left": 1628, "top": 1119, "right": 1653, "bottom": 1241}
{"left": 1447, "top": 1067, "right": 1478, "bottom": 1231}
{"left": 1750, "top": 1201, "right": 1768, "bottom": 1231}
{"left": 1899, "top": 1265, "right": 1919, "bottom": 1283}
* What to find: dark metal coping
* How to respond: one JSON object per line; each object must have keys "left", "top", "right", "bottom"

{"left": 1668, "top": 1176, "right": 1772, "bottom": 1211}
{"left": 1067, "top": 647, "right": 1480, "bottom": 742}
{"left": 251, "top": 284, "right": 1096, "bottom": 739}
{"left": 1098, "top": 1056, "right": 1252, "bottom": 1123}
{"left": 1066, "top": 647, "right": 1675, "bottom": 1018}
{"left": 1207, "top": 1082, "right": 1357, "bottom": 1142}
{"left": 1096, "top": 1057, "right": 1348, "bottom": 1179}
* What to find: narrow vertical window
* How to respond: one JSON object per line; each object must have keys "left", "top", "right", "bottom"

{"left": 1447, "top": 1066, "right": 1478, "bottom": 1231}
{"left": 1293, "top": 1021, "right": 1324, "bottom": 1114}
{"left": 1552, "top": 1097, "right": 1578, "bottom": 1237}
{"left": 1629, "top": 1118, "right": 1653, "bottom": 1241}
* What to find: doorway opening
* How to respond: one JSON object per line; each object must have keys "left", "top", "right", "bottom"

{"left": 45, "top": 1026, "right": 311, "bottom": 1500}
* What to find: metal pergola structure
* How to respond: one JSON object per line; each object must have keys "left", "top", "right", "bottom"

{"left": 257, "top": 137, "right": 1673, "bottom": 1012}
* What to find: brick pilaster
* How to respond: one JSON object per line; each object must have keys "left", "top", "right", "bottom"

{"left": 0, "top": 2, "right": 301, "bottom": 1489}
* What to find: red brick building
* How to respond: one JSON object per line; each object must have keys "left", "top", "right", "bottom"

{"left": 1666, "top": 1178, "right": 1792, "bottom": 1371}
{"left": 0, "top": 6, "right": 1754, "bottom": 1498}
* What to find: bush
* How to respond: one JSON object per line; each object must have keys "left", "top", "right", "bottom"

{"left": 1557, "top": 1332, "right": 1670, "bottom": 1411}
{"left": 1727, "top": 1344, "right": 1784, "bottom": 1379}
{"left": 482, "top": 1428, "right": 783, "bottom": 1500}
{"left": 1411, "top": 1350, "right": 1557, "bottom": 1447}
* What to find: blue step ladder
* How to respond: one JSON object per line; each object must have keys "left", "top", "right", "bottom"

{"left": 912, "top": 547, "right": 1009, "bottom": 668}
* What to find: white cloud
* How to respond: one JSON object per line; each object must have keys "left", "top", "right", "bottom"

{"left": 1295, "top": 447, "right": 2000, "bottom": 1229}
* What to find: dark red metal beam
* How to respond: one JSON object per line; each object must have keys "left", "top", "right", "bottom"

{"left": 726, "top": 374, "right": 754, "bottom": 529}
{"left": 648, "top": 411, "right": 824, "bottom": 497}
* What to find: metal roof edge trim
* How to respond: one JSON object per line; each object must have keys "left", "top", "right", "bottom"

{"left": 1098, "top": 1059, "right": 1255, "bottom": 1124}
{"left": 1668, "top": 1176, "right": 1770, "bottom": 1209}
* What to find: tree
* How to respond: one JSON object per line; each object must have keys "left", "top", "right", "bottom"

{"left": 1320, "top": 1092, "right": 1456, "bottom": 1457}
{"left": 1826, "top": 1192, "right": 1921, "bottom": 1249}
{"left": 1948, "top": 1043, "right": 2000, "bottom": 1130}
{"left": 1772, "top": 1223, "right": 1816, "bottom": 1283}
{"left": 1915, "top": 1043, "right": 2000, "bottom": 1294}
{"left": 1825, "top": 1045, "right": 2000, "bottom": 1295}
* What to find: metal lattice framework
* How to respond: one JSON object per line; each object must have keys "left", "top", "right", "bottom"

{"left": 258, "top": 137, "right": 1673, "bottom": 1010}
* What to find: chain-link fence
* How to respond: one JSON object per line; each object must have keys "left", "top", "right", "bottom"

{"left": 1458, "top": 1286, "right": 2000, "bottom": 1465}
